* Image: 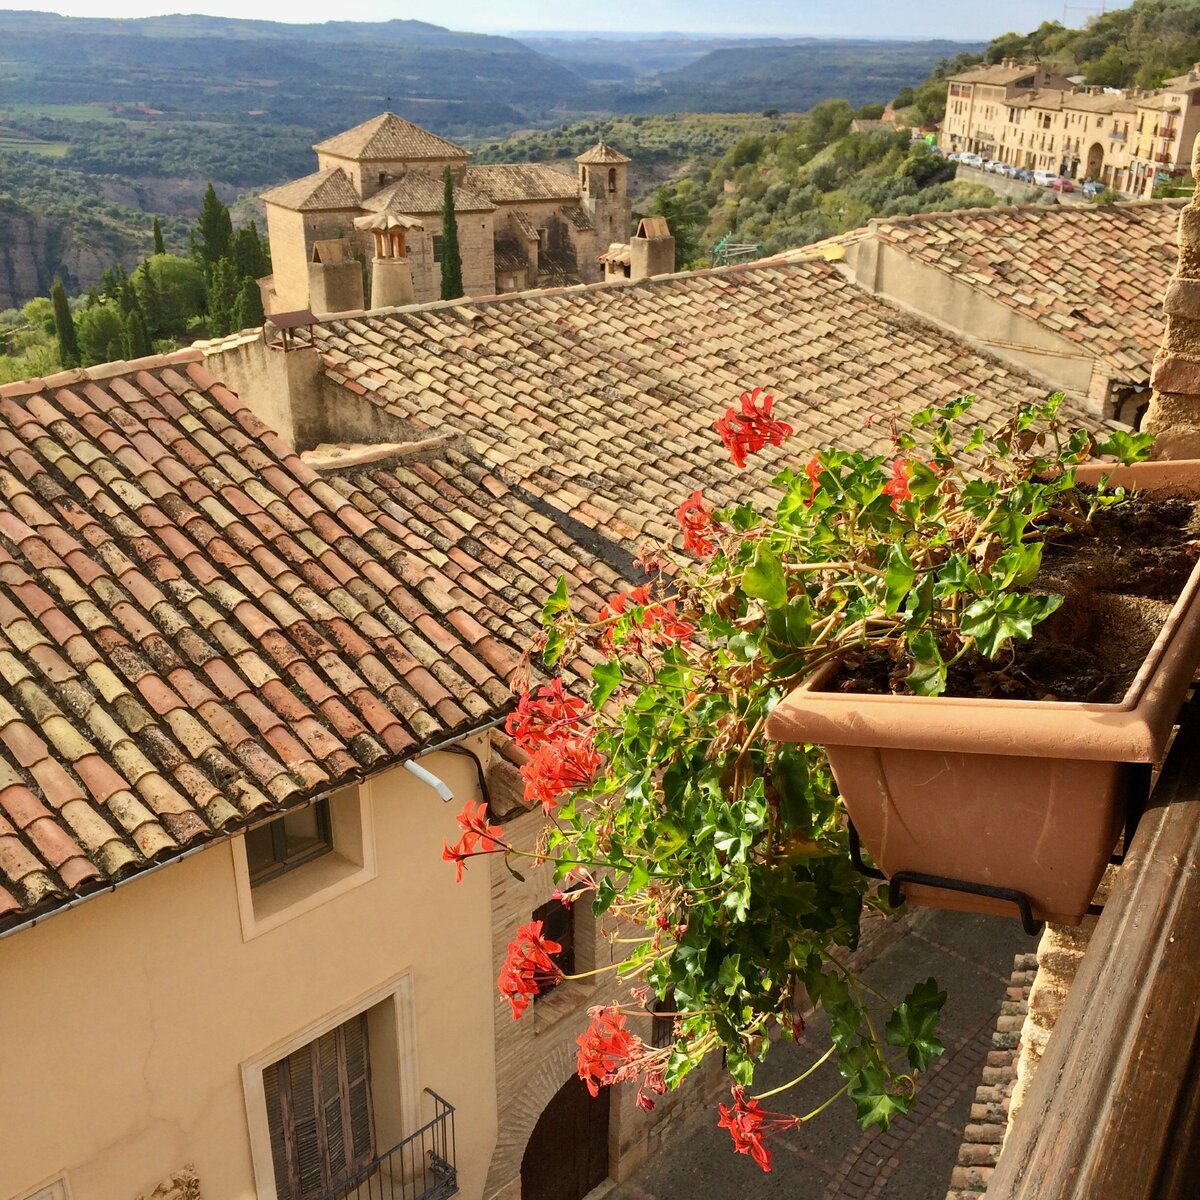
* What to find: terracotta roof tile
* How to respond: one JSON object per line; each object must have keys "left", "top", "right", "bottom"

{"left": 858, "top": 201, "right": 1182, "bottom": 384}
{"left": 0, "top": 355, "right": 520, "bottom": 930}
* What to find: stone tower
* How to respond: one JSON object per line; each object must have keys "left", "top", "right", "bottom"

{"left": 577, "top": 141, "right": 632, "bottom": 248}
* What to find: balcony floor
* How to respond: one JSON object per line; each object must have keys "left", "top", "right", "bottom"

{"left": 604, "top": 907, "right": 1033, "bottom": 1200}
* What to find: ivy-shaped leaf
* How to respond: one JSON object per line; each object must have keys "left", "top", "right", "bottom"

{"left": 590, "top": 658, "right": 622, "bottom": 708}
{"left": 743, "top": 542, "right": 788, "bottom": 608}
{"left": 961, "top": 592, "right": 1063, "bottom": 658}
{"left": 884, "top": 977, "right": 947, "bottom": 1071}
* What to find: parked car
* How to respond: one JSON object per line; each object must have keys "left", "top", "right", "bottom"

{"left": 961, "top": 153, "right": 984, "bottom": 168}
{"left": 1014, "top": 168, "right": 1034, "bottom": 183}
{"left": 1033, "top": 169, "right": 1058, "bottom": 187}
{"left": 1082, "top": 179, "right": 1104, "bottom": 198}
{"left": 947, "top": 151, "right": 962, "bottom": 162}
{"left": 1051, "top": 177, "right": 1075, "bottom": 192}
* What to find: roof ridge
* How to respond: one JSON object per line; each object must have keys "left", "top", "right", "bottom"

{"left": 0, "top": 348, "right": 205, "bottom": 397}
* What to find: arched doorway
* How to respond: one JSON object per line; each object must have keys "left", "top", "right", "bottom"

{"left": 1086, "top": 142, "right": 1104, "bottom": 181}
{"left": 520, "top": 1074, "right": 610, "bottom": 1200}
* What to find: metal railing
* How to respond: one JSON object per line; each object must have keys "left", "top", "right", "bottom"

{"left": 321, "top": 1090, "right": 458, "bottom": 1200}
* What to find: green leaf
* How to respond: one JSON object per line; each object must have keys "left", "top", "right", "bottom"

{"left": 906, "top": 460, "right": 940, "bottom": 500}
{"left": 1097, "top": 429, "right": 1154, "bottom": 465}
{"left": 743, "top": 542, "right": 788, "bottom": 608}
{"left": 718, "top": 954, "right": 746, "bottom": 996}
{"left": 849, "top": 1067, "right": 911, "bottom": 1130}
{"left": 541, "top": 575, "right": 570, "bottom": 624}
{"left": 960, "top": 592, "right": 1063, "bottom": 659}
{"left": 771, "top": 744, "right": 812, "bottom": 834}
{"left": 764, "top": 593, "right": 812, "bottom": 651}
{"left": 590, "top": 659, "right": 622, "bottom": 708}
{"left": 906, "top": 630, "right": 946, "bottom": 696}
{"left": 992, "top": 542, "right": 1043, "bottom": 589}
{"left": 885, "top": 977, "right": 947, "bottom": 1071}
{"left": 884, "top": 542, "right": 915, "bottom": 615}
{"left": 541, "top": 627, "right": 565, "bottom": 667}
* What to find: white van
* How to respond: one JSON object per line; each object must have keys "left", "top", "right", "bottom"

{"left": 1033, "top": 169, "right": 1058, "bottom": 187}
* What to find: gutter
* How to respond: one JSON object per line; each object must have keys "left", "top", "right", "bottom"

{"left": 0, "top": 712, "right": 511, "bottom": 944}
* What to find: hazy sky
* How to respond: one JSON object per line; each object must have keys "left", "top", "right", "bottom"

{"left": 0, "top": 2, "right": 1127, "bottom": 40}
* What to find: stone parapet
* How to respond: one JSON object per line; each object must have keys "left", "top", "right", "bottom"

{"left": 1141, "top": 135, "right": 1200, "bottom": 456}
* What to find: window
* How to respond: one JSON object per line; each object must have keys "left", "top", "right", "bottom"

{"left": 607, "top": 167, "right": 617, "bottom": 193}
{"left": 263, "top": 1014, "right": 376, "bottom": 1200}
{"left": 246, "top": 802, "right": 333, "bottom": 886}
{"left": 432, "top": 234, "right": 443, "bottom": 263}
{"left": 532, "top": 897, "right": 574, "bottom": 1000}
{"left": 16, "top": 1179, "right": 71, "bottom": 1200}
{"left": 651, "top": 988, "right": 677, "bottom": 1049}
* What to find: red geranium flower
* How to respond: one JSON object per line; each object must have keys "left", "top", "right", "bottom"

{"left": 520, "top": 733, "right": 602, "bottom": 814}
{"left": 678, "top": 489, "right": 717, "bottom": 557}
{"left": 498, "top": 920, "right": 563, "bottom": 1018}
{"left": 577, "top": 1006, "right": 644, "bottom": 1096}
{"left": 882, "top": 457, "right": 911, "bottom": 511}
{"left": 441, "top": 799, "right": 507, "bottom": 882}
{"left": 505, "top": 679, "right": 588, "bottom": 753}
{"left": 717, "top": 1086, "right": 802, "bottom": 1173}
{"left": 714, "top": 387, "right": 794, "bottom": 469}
{"left": 804, "top": 455, "right": 822, "bottom": 507}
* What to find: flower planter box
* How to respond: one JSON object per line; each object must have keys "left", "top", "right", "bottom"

{"left": 765, "top": 459, "right": 1200, "bottom": 926}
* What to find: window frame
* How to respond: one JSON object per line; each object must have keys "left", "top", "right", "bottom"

{"left": 432, "top": 233, "right": 444, "bottom": 263}
{"left": 531, "top": 896, "right": 575, "bottom": 1001}
{"left": 246, "top": 800, "right": 334, "bottom": 888}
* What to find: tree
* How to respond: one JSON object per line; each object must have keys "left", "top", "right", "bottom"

{"left": 234, "top": 276, "right": 265, "bottom": 330}
{"left": 123, "top": 307, "right": 151, "bottom": 359}
{"left": 133, "top": 254, "right": 205, "bottom": 339}
{"left": 206, "top": 258, "right": 239, "bottom": 337}
{"left": 439, "top": 165, "right": 464, "bottom": 300}
{"left": 152, "top": 216, "right": 166, "bottom": 256}
{"left": 231, "top": 221, "right": 269, "bottom": 281}
{"left": 136, "top": 260, "right": 164, "bottom": 339}
{"left": 195, "top": 182, "right": 233, "bottom": 269}
{"left": 650, "top": 181, "right": 708, "bottom": 270}
{"left": 76, "top": 302, "right": 125, "bottom": 366}
{"left": 50, "top": 278, "right": 79, "bottom": 368}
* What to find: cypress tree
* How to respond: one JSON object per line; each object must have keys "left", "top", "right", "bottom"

{"left": 233, "top": 276, "right": 265, "bottom": 330}
{"left": 195, "top": 183, "right": 233, "bottom": 269}
{"left": 231, "top": 221, "right": 268, "bottom": 281}
{"left": 152, "top": 216, "right": 166, "bottom": 256}
{"left": 123, "top": 307, "right": 151, "bottom": 359}
{"left": 439, "top": 165, "right": 464, "bottom": 300}
{"left": 137, "top": 259, "right": 164, "bottom": 339}
{"left": 50, "top": 277, "right": 80, "bottom": 368}
{"left": 206, "top": 258, "right": 238, "bottom": 337}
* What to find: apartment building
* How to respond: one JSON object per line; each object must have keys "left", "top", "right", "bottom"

{"left": 939, "top": 60, "right": 1200, "bottom": 196}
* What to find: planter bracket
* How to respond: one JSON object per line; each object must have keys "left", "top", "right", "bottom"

{"left": 886, "top": 870, "right": 1045, "bottom": 937}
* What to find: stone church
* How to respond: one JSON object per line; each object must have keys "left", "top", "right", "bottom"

{"left": 260, "top": 112, "right": 633, "bottom": 314}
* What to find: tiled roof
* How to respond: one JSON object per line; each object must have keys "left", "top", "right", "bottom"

{"left": 305, "top": 259, "right": 1079, "bottom": 546}
{"left": 0, "top": 353, "right": 520, "bottom": 928}
{"left": 561, "top": 205, "right": 595, "bottom": 232}
{"left": 859, "top": 201, "right": 1182, "bottom": 384}
{"left": 949, "top": 64, "right": 1040, "bottom": 86}
{"left": 363, "top": 175, "right": 495, "bottom": 215}
{"left": 508, "top": 209, "right": 539, "bottom": 241}
{"left": 1162, "top": 69, "right": 1200, "bottom": 94}
{"left": 576, "top": 141, "right": 631, "bottom": 164}
{"left": 314, "top": 113, "right": 468, "bottom": 161}
{"left": 261, "top": 168, "right": 362, "bottom": 213}
{"left": 598, "top": 242, "right": 631, "bottom": 266}
{"left": 1062, "top": 92, "right": 1137, "bottom": 114}
{"left": 464, "top": 163, "right": 579, "bottom": 204}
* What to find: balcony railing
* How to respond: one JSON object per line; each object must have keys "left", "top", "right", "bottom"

{"left": 987, "top": 699, "right": 1200, "bottom": 1200}
{"left": 320, "top": 1090, "right": 458, "bottom": 1200}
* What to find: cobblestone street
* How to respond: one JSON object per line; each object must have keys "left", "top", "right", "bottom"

{"left": 603, "top": 908, "right": 1034, "bottom": 1200}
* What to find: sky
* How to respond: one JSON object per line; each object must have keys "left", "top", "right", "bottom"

{"left": 0, "top": 2, "right": 1128, "bottom": 41}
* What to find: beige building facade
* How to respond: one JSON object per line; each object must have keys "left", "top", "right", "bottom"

{"left": 261, "top": 114, "right": 632, "bottom": 316}
{"left": 940, "top": 60, "right": 1200, "bottom": 196}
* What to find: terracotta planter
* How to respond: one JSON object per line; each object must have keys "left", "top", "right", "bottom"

{"left": 765, "top": 459, "right": 1200, "bottom": 926}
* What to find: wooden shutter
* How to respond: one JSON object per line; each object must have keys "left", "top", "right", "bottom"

{"left": 263, "top": 1013, "right": 376, "bottom": 1200}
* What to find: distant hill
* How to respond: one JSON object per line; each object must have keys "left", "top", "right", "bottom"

{"left": 520, "top": 35, "right": 791, "bottom": 81}
{"left": 0, "top": 12, "right": 583, "bottom": 132}
{"left": 606, "top": 39, "right": 982, "bottom": 113}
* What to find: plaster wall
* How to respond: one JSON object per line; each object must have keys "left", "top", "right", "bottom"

{"left": 265, "top": 205, "right": 365, "bottom": 313}
{"left": 844, "top": 238, "right": 1100, "bottom": 400}
{"left": 0, "top": 746, "right": 498, "bottom": 1200}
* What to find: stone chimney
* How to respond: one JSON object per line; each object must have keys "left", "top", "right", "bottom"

{"left": 1141, "top": 136, "right": 1200, "bottom": 457}
{"left": 307, "top": 238, "right": 364, "bottom": 316}
{"left": 630, "top": 216, "right": 676, "bottom": 280}
{"left": 357, "top": 212, "right": 419, "bottom": 310}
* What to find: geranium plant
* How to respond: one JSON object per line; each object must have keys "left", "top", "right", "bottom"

{"left": 444, "top": 389, "right": 1151, "bottom": 1171}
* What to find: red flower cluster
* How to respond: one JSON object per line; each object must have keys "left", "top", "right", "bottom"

{"left": 520, "top": 734, "right": 602, "bottom": 814}
{"left": 598, "top": 585, "right": 695, "bottom": 650}
{"left": 505, "top": 679, "right": 587, "bottom": 752}
{"left": 498, "top": 920, "right": 563, "bottom": 1018}
{"left": 804, "top": 455, "right": 822, "bottom": 507}
{"left": 441, "top": 799, "right": 507, "bottom": 882}
{"left": 717, "top": 1086, "right": 803, "bottom": 1173}
{"left": 576, "top": 1006, "right": 668, "bottom": 1111}
{"left": 882, "top": 457, "right": 911, "bottom": 510}
{"left": 678, "top": 489, "right": 717, "bottom": 557}
{"left": 714, "top": 387, "right": 794, "bottom": 469}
